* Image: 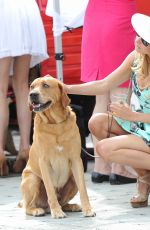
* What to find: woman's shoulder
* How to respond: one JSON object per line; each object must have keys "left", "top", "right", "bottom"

{"left": 126, "top": 50, "right": 136, "bottom": 63}
{"left": 121, "top": 50, "right": 137, "bottom": 71}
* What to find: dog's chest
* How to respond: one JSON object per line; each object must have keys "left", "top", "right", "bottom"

{"left": 50, "top": 154, "right": 71, "bottom": 188}
{"left": 55, "top": 145, "right": 64, "bottom": 152}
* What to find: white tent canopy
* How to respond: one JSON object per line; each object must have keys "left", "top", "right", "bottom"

{"left": 46, "top": 0, "right": 88, "bottom": 36}
{"left": 45, "top": 0, "right": 88, "bottom": 81}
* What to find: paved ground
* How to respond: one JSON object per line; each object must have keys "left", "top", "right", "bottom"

{"left": 1, "top": 161, "right": 150, "bottom": 230}
{"left": 1, "top": 131, "right": 150, "bottom": 230}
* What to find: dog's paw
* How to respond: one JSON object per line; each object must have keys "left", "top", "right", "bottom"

{"left": 83, "top": 208, "right": 96, "bottom": 217}
{"left": 51, "top": 208, "right": 67, "bottom": 219}
{"left": 63, "top": 203, "right": 82, "bottom": 212}
{"left": 26, "top": 208, "right": 45, "bottom": 216}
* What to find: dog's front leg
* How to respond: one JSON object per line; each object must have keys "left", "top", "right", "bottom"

{"left": 71, "top": 158, "right": 96, "bottom": 217}
{"left": 39, "top": 159, "right": 66, "bottom": 218}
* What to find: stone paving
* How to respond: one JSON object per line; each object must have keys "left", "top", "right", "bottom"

{"left": 1, "top": 160, "right": 150, "bottom": 230}
{"left": 1, "top": 130, "right": 150, "bottom": 229}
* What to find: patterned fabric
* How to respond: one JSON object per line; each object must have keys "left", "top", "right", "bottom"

{"left": 114, "top": 70, "right": 150, "bottom": 146}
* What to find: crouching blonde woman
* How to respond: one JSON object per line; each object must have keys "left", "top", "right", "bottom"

{"left": 64, "top": 13, "right": 150, "bottom": 208}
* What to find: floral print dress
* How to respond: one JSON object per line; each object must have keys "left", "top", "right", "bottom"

{"left": 114, "top": 70, "right": 150, "bottom": 146}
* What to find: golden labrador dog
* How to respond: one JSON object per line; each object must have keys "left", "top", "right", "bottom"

{"left": 20, "top": 75, "right": 95, "bottom": 218}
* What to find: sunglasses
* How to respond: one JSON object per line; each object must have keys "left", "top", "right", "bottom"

{"left": 136, "top": 33, "right": 149, "bottom": 47}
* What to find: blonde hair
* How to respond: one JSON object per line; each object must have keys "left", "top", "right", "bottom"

{"left": 132, "top": 52, "right": 150, "bottom": 89}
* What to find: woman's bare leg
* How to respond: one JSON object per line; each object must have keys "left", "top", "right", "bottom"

{"left": 98, "top": 134, "right": 150, "bottom": 202}
{"left": 0, "top": 57, "right": 12, "bottom": 176}
{"left": 96, "top": 135, "right": 150, "bottom": 171}
{"left": 110, "top": 88, "right": 137, "bottom": 178}
{"left": 90, "top": 113, "right": 150, "bottom": 202}
{"left": 12, "top": 55, "right": 32, "bottom": 172}
{"left": 92, "top": 94, "right": 111, "bottom": 175}
{"left": 12, "top": 55, "right": 31, "bottom": 151}
{"left": 90, "top": 88, "right": 137, "bottom": 182}
{"left": 89, "top": 113, "right": 150, "bottom": 169}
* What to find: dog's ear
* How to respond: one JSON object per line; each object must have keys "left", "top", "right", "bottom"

{"left": 58, "top": 83, "right": 71, "bottom": 108}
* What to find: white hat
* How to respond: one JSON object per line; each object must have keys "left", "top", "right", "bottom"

{"left": 131, "top": 13, "right": 150, "bottom": 43}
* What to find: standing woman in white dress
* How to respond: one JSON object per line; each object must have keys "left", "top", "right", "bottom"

{"left": 0, "top": 0, "right": 48, "bottom": 176}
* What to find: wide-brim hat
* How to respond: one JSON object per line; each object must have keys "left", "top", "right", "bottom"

{"left": 131, "top": 13, "right": 150, "bottom": 43}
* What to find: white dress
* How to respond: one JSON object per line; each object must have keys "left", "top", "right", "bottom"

{"left": 0, "top": 0, "right": 48, "bottom": 69}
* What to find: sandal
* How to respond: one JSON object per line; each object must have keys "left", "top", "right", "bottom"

{"left": 0, "top": 152, "right": 9, "bottom": 177}
{"left": 130, "top": 173, "right": 150, "bottom": 208}
{"left": 13, "top": 148, "right": 29, "bottom": 173}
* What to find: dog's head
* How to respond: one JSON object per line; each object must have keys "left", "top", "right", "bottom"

{"left": 29, "top": 75, "right": 70, "bottom": 112}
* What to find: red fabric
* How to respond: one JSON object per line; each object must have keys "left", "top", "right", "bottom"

{"left": 81, "top": 0, "right": 137, "bottom": 88}
{"left": 136, "top": 0, "right": 150, "bottom": 16}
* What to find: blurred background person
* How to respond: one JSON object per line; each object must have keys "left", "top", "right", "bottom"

{"left": 81, "top": 0, "right": 137, "bottom": 184}
{"left": 0, "top": 0, "right": 48, "bottom": 176}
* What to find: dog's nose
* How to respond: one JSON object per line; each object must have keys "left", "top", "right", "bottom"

{"left": 30, "top": 92, "right": 39, "bottom": 102}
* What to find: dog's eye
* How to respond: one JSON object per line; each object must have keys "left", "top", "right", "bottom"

{"left": 30, "top": 85, "right": 34, "bottom": 89}
{"left": 43, "top": 83, "right": 49, "bottom": 88}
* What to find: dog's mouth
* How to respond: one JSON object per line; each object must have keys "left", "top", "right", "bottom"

{"left": 31, "top": 101, "right": 52, "bottom": 112}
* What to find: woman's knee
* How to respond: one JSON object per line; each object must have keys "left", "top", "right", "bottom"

{"left": 88, "top": 113, "right": 107, "bottom": 137}
{"left": 96, "top": 140, "right": 111, "bottom": 162}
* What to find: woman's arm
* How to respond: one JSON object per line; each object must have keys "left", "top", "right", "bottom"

{"left": 64, "top": 51, "right": 135, "bottom": 95}
{"left": 110, "top": 102, "right": 150, "bottom": 123}
{"left": 133, "top": 112, "right": 150, "bottom": 123}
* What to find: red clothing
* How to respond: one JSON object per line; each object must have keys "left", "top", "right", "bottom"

{"left": 81, "top": 0, "right": 137, "bottom": 87}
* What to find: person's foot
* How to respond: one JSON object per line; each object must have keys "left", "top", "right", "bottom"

{"left": 13, "top": 149, "right": 29, "bottom": 173}
{"left": 131, "top": 173, "right": 150, "bottom": 208}
{"left": 91, "top": 171, "right": 109, "bottom": 183}
{"left": 109, "top": 173, "right": 137, "bottom": 185}
{"left": 0, "top": 152, "right": 9, "bottom": 177}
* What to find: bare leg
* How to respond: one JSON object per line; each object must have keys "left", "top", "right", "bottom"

{"left": 92, "top": 94, "right": 111, "bottom": 175}
{"left": 88, "top": 113, "right": 150, "bottom": 169}
{"left": 91, "top": 113, "right": 150, "bottom": 205}
{"left": 90, "top": 88, "right": 137, "bottom": 183}
{"left": 0, "top": 57, "right": 12, "bottom": 176}
{"left": 97, "top": 137, "right": 150, "bottom": 171}
{"left": 110, "top": 87, "right": 137, "bottom": 178}
{"left": 12, "top": 55, "right": 32, "bottom": 173}
{"left": 97, "top": 134, "right": 150, "bottom": 206}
